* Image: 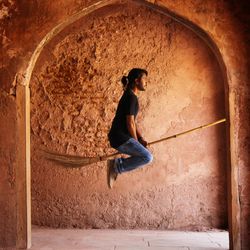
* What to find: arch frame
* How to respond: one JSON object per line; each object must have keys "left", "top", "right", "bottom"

{"left": 16, "top": 0, "right": 240, "bottom": 249}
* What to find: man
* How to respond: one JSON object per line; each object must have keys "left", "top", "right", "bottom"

{"left": 107, "top": 68, "right": 153, "bottom": 188}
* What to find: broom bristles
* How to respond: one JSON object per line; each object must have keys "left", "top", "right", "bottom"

{"left": 40, "top": 149, "right": 101, "bottom": 168}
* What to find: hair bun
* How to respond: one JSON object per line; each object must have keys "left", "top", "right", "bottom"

{"left": 121, "top": 76, "right": 129, "bottom": 87}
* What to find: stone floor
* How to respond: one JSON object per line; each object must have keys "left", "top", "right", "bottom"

{"left": 30, "top": 227, "right": 229, "bottom": 250}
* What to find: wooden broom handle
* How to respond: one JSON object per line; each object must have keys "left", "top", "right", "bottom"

{"left": 148, "top": 118, "right": 226, "bottom": 146}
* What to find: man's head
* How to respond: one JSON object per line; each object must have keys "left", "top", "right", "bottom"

{"left": 121, "top": 68, "right": 148, "bottom": 91}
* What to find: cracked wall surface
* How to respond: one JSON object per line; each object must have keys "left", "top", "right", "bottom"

{"left": 0, "top": 91, "right": 17, "bottom": 246}
{"left": 30, "top": 2, "right": 227, "bottom": 230}
{"left": 0, "top": 0, "right": 249, "bottom": 249}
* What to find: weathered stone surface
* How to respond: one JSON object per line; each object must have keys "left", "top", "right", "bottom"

{"left": 0, "top": 0, "right": 249, "bottom": 249}
{"left": 29, "top": 2, "right": 227, "bottom": 231}
{"left": 0, "top": 91, "right": 17, "bottom": 246}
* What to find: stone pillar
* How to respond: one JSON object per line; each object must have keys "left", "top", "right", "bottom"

{"left": 16, "top": 83, "right": 31, "bottom": 249}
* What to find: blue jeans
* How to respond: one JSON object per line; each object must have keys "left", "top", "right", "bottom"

{"left": 114, "top": 138, "right": 153, "bottom": 174}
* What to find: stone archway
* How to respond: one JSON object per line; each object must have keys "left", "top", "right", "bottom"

{"left": 16, "top": 0, "right": 239, "bottom": 249}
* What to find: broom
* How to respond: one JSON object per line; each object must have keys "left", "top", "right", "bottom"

{"left": 40, "top": 118, "right": 226, "bottom": 168}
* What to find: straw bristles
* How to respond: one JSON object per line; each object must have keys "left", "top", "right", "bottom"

{"left": 40, "top": 148, "right": 121, "bottom": 168}
{"left": 40, "top": 149, "right": 106, "bottom": 168}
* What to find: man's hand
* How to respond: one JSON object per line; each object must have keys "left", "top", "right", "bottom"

{"left": 138, "top": 137, "right": 148, "bottom": 148}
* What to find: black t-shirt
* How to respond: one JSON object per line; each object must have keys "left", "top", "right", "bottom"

{"left": 108, "top": 88, "right": 139, "bottom": 148}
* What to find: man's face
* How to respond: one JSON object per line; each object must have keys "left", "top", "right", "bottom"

{"left": 135, "top": 74, "right": 147, "bottom": 91}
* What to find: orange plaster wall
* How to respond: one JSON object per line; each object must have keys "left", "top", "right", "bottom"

{"left": 0, "top": 0, "right": 249, "bottom": 248}
{"left": 30, "top": 2, "right": 227, "bottom": 231}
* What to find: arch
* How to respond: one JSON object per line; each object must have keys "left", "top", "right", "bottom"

{"left": 16, "top": 0, "right": 239, "bottom": 249}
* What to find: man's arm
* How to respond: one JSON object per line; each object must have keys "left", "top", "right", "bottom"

{"left": 136, "top": 126, "right": 143, "bottom": 140}
{"left": 136, "top": 123, "right": 148, "bottom": 147}
{"left": 126, "top": 115, "right": 137, "bottom": 140}
{"left": 126, "top": 116, "right": 148, "bottom": 147}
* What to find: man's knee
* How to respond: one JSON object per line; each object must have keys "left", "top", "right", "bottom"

{"left": 143, "top": 152, "right": 153, "bottom": 164}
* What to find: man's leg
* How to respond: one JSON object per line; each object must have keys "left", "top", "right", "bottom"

{"left": 107, "top": 158, "right": 118, "bottom": 188}
{"left": 114, "top": 137, "right": 153, "bottom": 174}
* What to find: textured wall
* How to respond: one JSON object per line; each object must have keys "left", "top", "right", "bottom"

{"left": 232, "top": 1, "right": 250, "bottom": 246}
{"left": 0, "top": 3, "right": 18, "bottom": 246}
{"left": 0, "top": 0, "right": 249, "bottom": 249}
{"left": 0, "top": 92, "right": 17, "bottom": 246}
{"left": 30, "top": 3, "right": 227, "bottom": 230}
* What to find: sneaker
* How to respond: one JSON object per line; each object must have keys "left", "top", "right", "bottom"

{"left": 107, "top": 159, "right": 118, "bottom": 189}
